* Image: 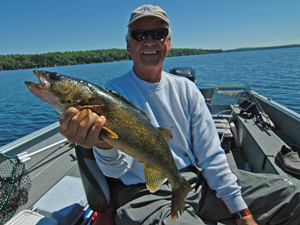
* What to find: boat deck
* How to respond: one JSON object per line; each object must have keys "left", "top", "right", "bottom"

{"left": 3, "top": 87, "right": 300, "bottom": 224}
{"left": 16, "top": 143, "right": 79, "bottom": 214}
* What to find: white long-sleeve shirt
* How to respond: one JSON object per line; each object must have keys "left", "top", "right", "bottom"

{"left": 93, "top": 68, "right": 247, "bottom": 213}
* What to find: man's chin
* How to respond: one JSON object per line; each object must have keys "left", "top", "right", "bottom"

{"left": 141, "top": 56, "right": 162, "bottom": 66}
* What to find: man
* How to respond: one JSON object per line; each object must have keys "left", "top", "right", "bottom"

{"left": 60, "top": 5, "right": 300, "bottom": 225}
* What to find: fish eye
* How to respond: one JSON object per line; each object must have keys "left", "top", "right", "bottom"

{"left": 49, "top": 72, "right": 60, "bottom": 80}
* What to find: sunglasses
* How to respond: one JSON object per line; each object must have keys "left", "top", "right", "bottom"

{"left": 129, "top": 28, "right": 169, "bottom": 41}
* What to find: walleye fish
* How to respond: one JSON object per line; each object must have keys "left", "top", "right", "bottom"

{"left": 25, "top": 70, "right": 192, "bottom": 220}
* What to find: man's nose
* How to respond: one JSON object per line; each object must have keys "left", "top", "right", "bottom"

{"left": 143, "top": 35, "right": 156, "bottom": 46}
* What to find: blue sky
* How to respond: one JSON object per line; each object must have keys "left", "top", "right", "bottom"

{"left": 1, "top": 0, "right": 299, "bottom": 55}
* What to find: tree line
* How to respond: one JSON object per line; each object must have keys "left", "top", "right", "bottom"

{"left": 224, "top": 44, "right": 300, "bottom": 53}
{"left": 0, "top": 48, "right": 222, "bottom": 71}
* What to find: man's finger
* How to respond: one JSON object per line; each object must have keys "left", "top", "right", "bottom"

{"left": 88, "top": 115, "right": 106, "bottom": 140}
{"left": 76, "top": 110, "right": 98, "bottom": 138}
{"left": 59, "top": 106, "right": 81, "bottom": 133}
{"left": 89, "top": 116, "right": 113, "bottom": 149}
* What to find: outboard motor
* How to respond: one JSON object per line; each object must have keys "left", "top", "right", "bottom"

{"left": 169, "top": 67, "right": 196, "bottom": 83}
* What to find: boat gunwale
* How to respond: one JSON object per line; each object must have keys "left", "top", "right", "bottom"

{"left": 0, "top": 122, "right": 61, "bottom": 154}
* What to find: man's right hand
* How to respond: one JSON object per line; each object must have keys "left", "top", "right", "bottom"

{"left": 236, "top": 215, "right": 258, "bottom": 225}
{"left": 59, "top": 106, "right": 113, "bottom": 149}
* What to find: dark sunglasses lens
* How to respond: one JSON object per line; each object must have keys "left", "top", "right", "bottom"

{"left": 151, "top": 28, "right": 169, "bottom": 40}
{"left": 130, "top": 30, "right": 146, "bottom": 41}
{"left": 130, "top": 28, "right": 169, "bottom": 41}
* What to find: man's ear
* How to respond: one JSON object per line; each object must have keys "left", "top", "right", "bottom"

{"left": 167, "top": 38, "right": 172, "bottom": 51}
{"left": 126, "top": 39, "right": 131, "bottom": 53}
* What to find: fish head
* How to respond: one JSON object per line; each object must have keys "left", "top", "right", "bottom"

{"left": 25, "top": 70, "right": 94, "bottom": 114}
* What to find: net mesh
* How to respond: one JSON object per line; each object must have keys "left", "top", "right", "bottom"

{"left": 0, "top": 153, "right": 31, "bottom": 224}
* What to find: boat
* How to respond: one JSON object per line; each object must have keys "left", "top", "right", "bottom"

{"left": 1, "top": 67, "right": 300, "bottom": 225}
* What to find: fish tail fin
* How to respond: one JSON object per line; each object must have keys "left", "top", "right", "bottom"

{"left": 171, "top": 177, "right": 192, "bottom": 221}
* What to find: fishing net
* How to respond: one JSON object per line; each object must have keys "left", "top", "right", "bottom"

{"left": 0, "top": 153, "right": 31, "bottom": 224}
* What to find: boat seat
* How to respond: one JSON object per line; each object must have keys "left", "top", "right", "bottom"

{"left": 200, "top": 88, "right": 214, "bottom": 104}
{"left": 75, "top": 145, "right": 110, "bottom": 212}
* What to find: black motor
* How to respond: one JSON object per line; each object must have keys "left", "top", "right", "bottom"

{"left": 169, "top": 67, "right": 196, "bottom": 83}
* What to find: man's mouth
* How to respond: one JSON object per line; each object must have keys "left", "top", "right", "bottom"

{"left": 142, "top": 51, "right": 158, "bottom": 55}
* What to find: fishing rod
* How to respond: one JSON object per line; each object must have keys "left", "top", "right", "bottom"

{"left": 239, "top": 84, "right": 275, "bottom": 129}
{"left": 250, "top": 93, "right": 275, "bottom": 129}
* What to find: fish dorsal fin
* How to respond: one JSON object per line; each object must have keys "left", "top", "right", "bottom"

{"left": 144, "top": 164, "right": 168, "bottom": 193}
{"left": 105, "top": 88, "right": 151, "bottom": 122}
{"left": 158, "top": 127, "right": 173, "bottom": 144}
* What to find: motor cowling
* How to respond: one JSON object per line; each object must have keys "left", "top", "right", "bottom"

{"left": 169, "top": 67, "right": 196, "bottom": 83}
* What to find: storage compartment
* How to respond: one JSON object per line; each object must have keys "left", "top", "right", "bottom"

{"left": 32, "top": 176, "right": 87, "bottom": 225}
{"left": 5, "top": 209, "right": 58, "bottom": 225}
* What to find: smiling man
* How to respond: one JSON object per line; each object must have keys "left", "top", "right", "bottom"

{"left": 126, "top": 16, "right": 171, "bottom": 83}
{"left": 59, "top": 5, "right": 300, "bottom": 225}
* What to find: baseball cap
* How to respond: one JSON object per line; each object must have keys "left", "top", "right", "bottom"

{"left": 128, "top": 5, "right": 169, "bottom": 27}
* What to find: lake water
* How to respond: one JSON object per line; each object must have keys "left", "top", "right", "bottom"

{"left": 0, "top": 47, "right": 299, "bottom": 147}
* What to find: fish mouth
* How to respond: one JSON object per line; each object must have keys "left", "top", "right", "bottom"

{"left": 25, "top": 70, "right": 51, "bottom": 98}
{"left": 25, "top": 70, "right": 59, "bottom": 107}
{"left": 25, "top": 70, "right": 49, "bottom": 89}
{"left": 33, "top": 70, "right": 49, "bottom": 87}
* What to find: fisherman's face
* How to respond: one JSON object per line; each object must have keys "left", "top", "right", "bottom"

{"left": 127, "top": 17, "right": 171, "bottom": 74}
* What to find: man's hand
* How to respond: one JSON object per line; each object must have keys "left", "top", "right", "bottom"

{"left": 236, "top": 215, "right": 258, "bottom": 225}
{"left": 59, "top": 106, "right": 113, "bottom": 149}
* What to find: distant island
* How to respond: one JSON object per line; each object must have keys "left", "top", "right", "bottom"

{"left": 223, "top": 44, "right": 300, "bottom": 53}
{"left": 0, "top": 44, "right": 299, "bottom": 71}
{"left": 0, "top": 48, "right": 222, "bottom": 71}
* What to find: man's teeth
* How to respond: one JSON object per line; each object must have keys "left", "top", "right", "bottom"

{"left": 143, "top": 51, "right": 158, "bottom": 55}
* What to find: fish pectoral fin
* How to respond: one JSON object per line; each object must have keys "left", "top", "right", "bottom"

{"left": 56, "top": 111, "right": 61, "bottom": 115}
{"left": 81, "top": 101, "right": 106, "bottom": 115}
{"left": 81, "top": 105, "right": 104, "bottom": 109}
{"left": 81, "top": 101, "right": 105, "bottom": 109}
{"left": 99, "top": 126, "right": 118, "bottom": 139}
{"left": 144, "top": 164, "right": 168, "bottom": 193}
{"left": 158, "top": 127, "right": 173, "bottom": 143}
